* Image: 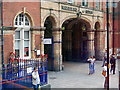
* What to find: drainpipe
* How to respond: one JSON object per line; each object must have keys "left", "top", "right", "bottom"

{"left": 112, "top": 0, "right": 115, "bottom": 54}
{"left": 1, "top": 0, "right": 5, "bottom": 79}
{"left": 106, "top": 0, "right": 109, "bottom": 90}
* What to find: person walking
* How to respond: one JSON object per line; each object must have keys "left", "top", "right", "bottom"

{"left": 32, "top": 67, "right": 40, "bottom": 90}
{"left": 88, "top": 56, "right": 95, "bottom": 75}
{"left": 87, "top": 57, "right": 92, "bottom": 75}
{"left": 92, "top": 56, "right": 96, "bottom": 74}
{"left": 110, "top": 54, "right": 116, "bottom": 74}
{"left": 102, "top": 63, "right": 108, "bottom": 89}
{"left": 102, "top": 49, "right": 107, "bottom": 67}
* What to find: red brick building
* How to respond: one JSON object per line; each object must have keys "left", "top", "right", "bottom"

{"left": 0, "top": 0, "right": 119, "bottom": 71}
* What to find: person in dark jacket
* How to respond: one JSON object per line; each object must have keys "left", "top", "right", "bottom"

{"left": 110, "top": 54, "right": 116, "bottom": 74}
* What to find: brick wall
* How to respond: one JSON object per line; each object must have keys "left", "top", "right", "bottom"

{"left": 35, "top": 34, "right": 41, "bottom": 58}
{"left": 3, "top": 2, "right": 41, "bottom": 27}
{"left": 3, "top": 34, "right": 13, "bottom": 64}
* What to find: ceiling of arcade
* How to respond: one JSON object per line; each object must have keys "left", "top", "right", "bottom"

{"left": 41, "top": 1, "right": 104, "bottom": 30}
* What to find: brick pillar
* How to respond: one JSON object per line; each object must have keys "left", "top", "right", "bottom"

{"left": 87, "top": 29, "right": 95, "bottom": 57}
{"left": 52, "top": 27, "right": 62, "bottom": 71}
{"left": 31, "top": 27, "right": 45, "bottom": 58}
{"left": 40, "top": 27, "right": 46, "bottom": 55}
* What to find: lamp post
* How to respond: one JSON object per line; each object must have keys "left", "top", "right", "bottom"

{"left": 112, "top": 0, "right": 115, "bottom": 55}
{"left": 106, "top": 0, "right": 109, "bottom": 90}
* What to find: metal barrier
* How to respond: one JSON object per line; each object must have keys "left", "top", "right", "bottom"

{"left": 0, "top": 55, "right": 48, "bottom": 86}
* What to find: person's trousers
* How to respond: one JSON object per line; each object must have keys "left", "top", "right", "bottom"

{"left": 33, "top": 84, "right": 39, "bottom": 90}
{"left": 110, "top": 65, "right": 115, "bottom": 74}
{"left": 102, "top": 58, "right": 107, "bottom": 66}
{"left": 89, "top": 64, "right": 93, "bottom": 74}
{"left": 104, "top": 77, "right": 108, "bottom": 89}
{"left": 93, "top": 63, "right": 95, "bottom": 73}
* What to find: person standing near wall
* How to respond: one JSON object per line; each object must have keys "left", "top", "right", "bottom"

{"left": 32, "top": 67, "right": 40, "bottom": 90}
{"left": 102, "top": 49, "right": 107, "bottom": 67}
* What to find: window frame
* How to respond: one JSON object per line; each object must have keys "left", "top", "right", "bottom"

{"left": 15, "top": 13, "right": 31, "bottom": 59}
{"left": 82, "top": 0, "right": 88, "bottom": 7}
{"left": 96, "top": 0, "right": 100, "bottom": 10}
{"left": 67, "top": 0, "right": 74, "bottom": 4}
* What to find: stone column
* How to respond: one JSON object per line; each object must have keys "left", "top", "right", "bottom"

{"left": 87, "top": 29, "right": 95, "bottom": 57}
{"left": 40, "top": 27, "right": 46, "bottom": 55}
{"left": 52, "top": 27, "right": 62, "bottom": 71}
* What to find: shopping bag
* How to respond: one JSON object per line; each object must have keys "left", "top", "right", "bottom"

{"left": 102, "top": 70, "right": 106, "bottom": 77}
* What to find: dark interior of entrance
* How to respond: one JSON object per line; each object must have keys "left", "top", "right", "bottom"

{"left": 62, "top": 19, "right": 89, "bottom": 62}
{"left": 44, "top": 17, "right": 53, "bottom": 70}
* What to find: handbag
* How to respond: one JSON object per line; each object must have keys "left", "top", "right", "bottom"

{"left": 102, "top": 70, "right": 106, "bottom": 77}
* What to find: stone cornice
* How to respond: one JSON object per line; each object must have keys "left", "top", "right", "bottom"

{"left": 31, "top": 27, "right": 46, "bottom": 31}
{"left": 52, "top": 27, "right": 63, "bottom": 31}
{"left": 0, "top": 26, "right": 17, "bottom": 30}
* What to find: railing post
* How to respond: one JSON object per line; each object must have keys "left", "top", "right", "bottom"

{"left": 18, "top": 60, "right": 19, "bottom": 79}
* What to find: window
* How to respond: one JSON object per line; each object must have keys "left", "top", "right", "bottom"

{"left": 67, "top": 0, "right": 74, "bottom": 4}
{"left": 96, "top": 0, "right": 100, "bottom": 10}
{"left": 15, "top": 13, "right": 30, "bottom": 27}
{"left": 15, "top": 13, "right": 31, "bottom": 59}
{"left": 82, "top": 0, "right": 88, "bottom": 7}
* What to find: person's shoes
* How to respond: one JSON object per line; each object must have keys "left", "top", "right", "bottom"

{"left": 88, "top": 73, "right": 91, "bottom": 75}
{"left": 113, "top": 73, "right": 115, "bottom": 75}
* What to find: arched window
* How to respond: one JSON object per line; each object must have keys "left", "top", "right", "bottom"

{"left": 15, "top": 13, "right": 31, "bottom": 59}
{"left": 15, "top": 13, "right": 30, "bottom": 27}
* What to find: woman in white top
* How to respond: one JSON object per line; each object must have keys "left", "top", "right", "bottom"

{"left": 32, "top": 67, "right": 40, "bottom": 90}
{"left": 103, "top": 63, "right": 108, "bottom": 89}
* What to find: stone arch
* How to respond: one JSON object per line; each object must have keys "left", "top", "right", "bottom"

{"left": 42, "top": 13, "right": 58, "bottom": 28}
{"left": 94, "top": 19, "right": 102, "bottom": 30}
{"left": 61, "top": 15, "right": 92, "bottom": 29}
{"left": 94, "top": 21, "right": 100, "bottom": 30}
{"left": 13, "top": 11, "right": 34, "bottom": 27}
{"left": 62, "top": 16, "right": 92, "bottom": 61}
{"left": 67, "top": 18, "right": 91, "bottom": 30}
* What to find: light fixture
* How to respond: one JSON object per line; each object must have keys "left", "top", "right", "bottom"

{"left": 34, "top": 48, "right": 37, "bottom": 52}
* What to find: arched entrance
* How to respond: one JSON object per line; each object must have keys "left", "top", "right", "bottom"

{"left": 44, "top": 16, "right": 56, "bottom": 70}
{"left": 62, "top": 18, "right": 91, "bottom": 62}
{"left": 94, "top": 22, "right": 100, "bottom": 60}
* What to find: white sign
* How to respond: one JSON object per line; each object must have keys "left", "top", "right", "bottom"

{"left": 44, "top": 38, "right": 52, "bottom": 44}
{"left": 37, "top": 50, "right": 40, "bottom": 55}
{"left": 27, "top": 67, "right": 33, "bottom": 74}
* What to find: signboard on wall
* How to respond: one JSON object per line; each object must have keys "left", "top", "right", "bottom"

{"left": 44, "top": 38, "right": 52, "bottom": 44}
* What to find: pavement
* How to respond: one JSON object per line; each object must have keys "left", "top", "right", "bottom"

{"left": 48, "top": 60, "right": 119, "bottom": 89}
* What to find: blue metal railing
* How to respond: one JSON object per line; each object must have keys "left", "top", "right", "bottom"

{"left": 0, "top": 56, "right": 48, "bottom": 86}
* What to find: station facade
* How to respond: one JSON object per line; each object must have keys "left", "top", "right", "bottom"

{"left": 0, "top": 0, "right": 119, "bottom": 71}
